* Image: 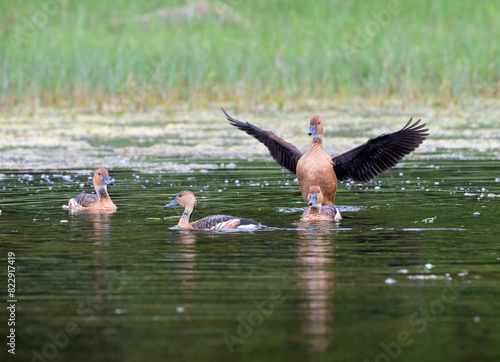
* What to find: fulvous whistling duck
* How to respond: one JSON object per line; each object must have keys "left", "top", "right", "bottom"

{"left": 223, "top": 108, "right": 429, "bottom": 205}
{"left": 301, "top": 186, "right": 342, "bottom": 221}
{"left": 62, "top": 168, "right": 117, "bottom": 212}
{"left": 165, "top": 190, "right": 261, "bottom": 230}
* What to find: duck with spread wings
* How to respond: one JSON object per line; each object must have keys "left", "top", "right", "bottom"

{"left": 222, "top": 108, "right": 429, "bottom": 206}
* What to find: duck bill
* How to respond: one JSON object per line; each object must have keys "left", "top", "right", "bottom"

{"left": 308, "top": 193, "right": 317, "bottom": 206}
{"left": 102, "top": 174, "right": 114, "bottom": 185}
{"left": 165, "top": 199, "right": 179, "bottom": 208}
{"left": 308, "top": 124, "right": 317, "bottom": 136}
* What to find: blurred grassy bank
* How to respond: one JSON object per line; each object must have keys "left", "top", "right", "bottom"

{"left": 0, "top": 0, "right": 499, "bottom": 110}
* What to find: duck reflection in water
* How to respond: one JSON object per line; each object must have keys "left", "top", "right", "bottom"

{"left": 67, "top": 212, "right": 113, "bottom": 246}
{"left": 67, "top": 212, "right": 126, "bottom": 324}
{"left": 174, "top": 230, "right": 198, "bottom": 312}
{"left": 296, "top": 224, "right": 338, "bottom": 352}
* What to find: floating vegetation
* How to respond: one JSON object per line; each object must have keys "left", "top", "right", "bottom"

{"left": 1, "top": 104, "right": 500, "bottom": 171}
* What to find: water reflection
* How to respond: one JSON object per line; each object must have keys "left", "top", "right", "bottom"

{"left": 174, "top": 230, "right": 197, "bottom": 312}
{"left": 297, "top": 223, "right": 338, "bottom": 352}
{"left": 7, "top": 160, "right": 500, "bottom": 361}
{"left": 68, "top": 213, "right": 117, "bottom": 322}
{"left": 68, "top": 212, "right": 113, "bottom": 246}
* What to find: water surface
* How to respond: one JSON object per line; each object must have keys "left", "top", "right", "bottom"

{"left": 1, "top": 157, "right": 500, "bottom": 361}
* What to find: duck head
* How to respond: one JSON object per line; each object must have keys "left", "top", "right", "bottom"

{"left": 308, "top": 116, "right": 324, "bottom": 142}
{"left": 93, "top": 168, "right": 113, "bottom": 186}
{"left": 307, "top": 185, "right": 323, "bottom": 208}
{"left": 93, "top": 168, "right": 113, "bottom": 197}
{"left": 165, "top": 190, "right": 197, "bottom": 210}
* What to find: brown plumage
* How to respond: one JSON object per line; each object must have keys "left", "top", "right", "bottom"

{"left": 62, "top": 168, "right": 117, "bottom": 212}
{"left": 223, "top": 108, "right": 429, "bottom": 205}
{"left": 165, "top": 190, "right": 261, "bottom": 230}
{"left": 301, "top": 186, "right": 342, "bottom": 221}
{"left": 72, "top": 193, "right": 99, "bottom": 207}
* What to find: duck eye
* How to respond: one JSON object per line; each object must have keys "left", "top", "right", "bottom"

{"left": 98, "top": 173, "right": 101, "bottom": 176}
{"left": 318, "top": 121, "right": 321, "bottom": 124}
{"left": 179, "top": 194, "right": 182, "bottom": 198}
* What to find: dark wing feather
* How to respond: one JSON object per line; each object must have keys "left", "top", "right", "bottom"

{"left": 222, "top": 107, "right": 302, "bottom": 174}
{"left": 332, "top": 118, "right": 429, "bottom": 182}
{"left": 193, "top": 215, "right": 234, "bottom": 229}
{"left": 237, "top": 217, "right": 260, "bottom": 226}
{"left": 321, "top": 206, "right": 339, "bottom": 219}
{"left": 193, "top": 215, "right": 260, "bottom": 229}
{"left": 73, "top": 193, "right": 98, "bottom": 207}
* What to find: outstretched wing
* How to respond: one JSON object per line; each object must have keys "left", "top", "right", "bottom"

{"left": 332, "top": 118, "right": 429, "bottom": 182}
{"left": 223, "top": 107, "right": 303, "bottom": 174}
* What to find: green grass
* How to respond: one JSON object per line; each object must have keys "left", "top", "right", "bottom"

{"left": 0, "top": 0, "right": 499, "bottom": 109}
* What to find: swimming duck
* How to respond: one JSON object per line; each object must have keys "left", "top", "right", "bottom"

{"left": 165, "top": 190, "right": 261, "bottom": 230}
{"left": 62, "top": 168, "right": 117, "bottom": 212}
{"left": 301, "top": 186, "right": 342, "bottom": 221}
{"left": 223, "top": 108, "right": 428, "bottom": 205}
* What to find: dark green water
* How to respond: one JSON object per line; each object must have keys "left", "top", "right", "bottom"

{"left": 1, "top": 158, "right": 500, "bottom": 362}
